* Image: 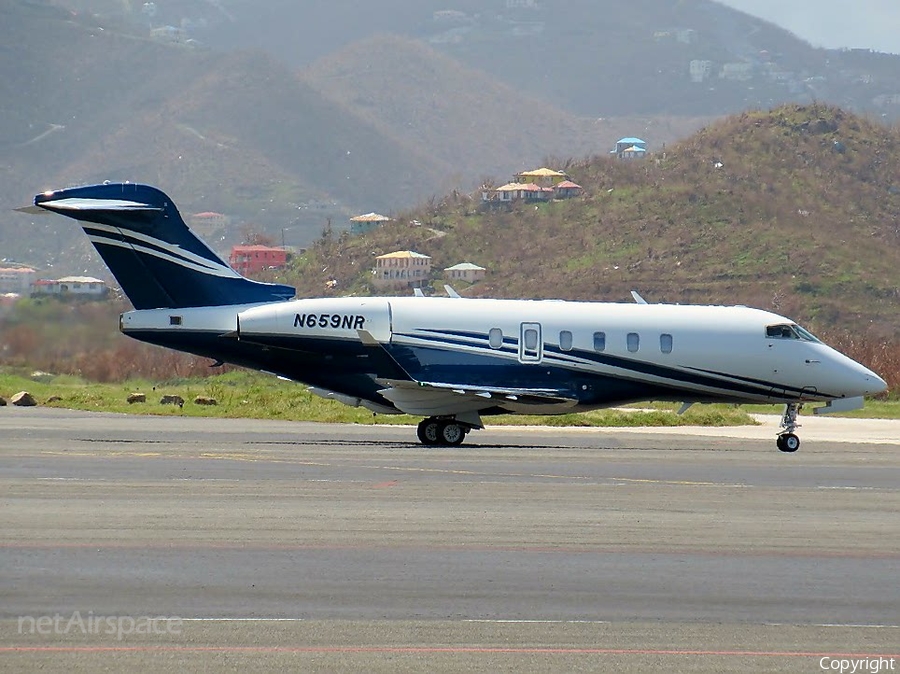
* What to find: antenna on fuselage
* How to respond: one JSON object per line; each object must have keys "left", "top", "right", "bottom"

{"left": 631, "top": 290, "right": 648, "bottom": 304}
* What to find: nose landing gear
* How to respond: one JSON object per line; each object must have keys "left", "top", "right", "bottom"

{"left": 776, "top": 402, "right": 802, "bottom": 452}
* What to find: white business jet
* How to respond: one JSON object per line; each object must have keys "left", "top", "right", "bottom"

{"left": 32, "top": 183, "right": 886, "bottom": 452}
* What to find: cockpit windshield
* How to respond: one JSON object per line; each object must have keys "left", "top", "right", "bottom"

{"left": 765, "top": 323, "right": 822, "bottom": 343}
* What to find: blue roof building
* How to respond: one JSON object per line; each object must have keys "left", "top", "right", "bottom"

{"left": 611, "top": 137, "right": 647, "bottom": 159}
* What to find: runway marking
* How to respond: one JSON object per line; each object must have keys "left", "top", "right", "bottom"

{"left": 765, "top": 622, "right": 900, "bottom": 629}
{"left": 2, "top": 540, "right": 899, "bottom": 559}
{"left": 176, "top": 618, "right": 612, "bottom": 624}
{"left": 3, "top": 645, "right": 899, "bottom": 658}
{"left": 32, "top": 449, "right": 765, "bottom": 488}
{"left": 178, "top": 618, "right": 314, "bottom": 623}
{"left": 465, "top": 619, "right": 611, "bottom": 624}
{"left": 172, "top": 618, "right": 899, "bottom": 627}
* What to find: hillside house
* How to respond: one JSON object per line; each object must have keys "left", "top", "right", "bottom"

{"left": 150, "top": 25, "right": 186, "bottom": 44}
{"left": 373, "top": 251, "right": 431, "bottom": 289}
{"left": 720, "top": 62, "right": 754, "bottom": 81}
{"left": 229, "top": 245, "right": 288, "bottom": 275}
{"left": 0, "top": 292, "right": 19, "bottom": 315}
{"left": 444, "top": 262, "right": 486, "bottom": 283}
{"left": 0, "top": 267, "right": 36, "bottom": 294}
{"left": 690, "top": 60, "right": 713, "bottom": 83}
{"left": 676, "top": 28, "right": 697, "bottom": 44}
{"left": 514, "top": 167, "right": 569, "bottom": 187}
{"left": 190, "top": 211, "right": 229, "bottom": 227}
{"left": 611, "top": 137, "right": 647, "bottom": 159}
{"left": 482, "top": 166, "right": 581, "bottom": 205}
{"left": 488, "top": 182, "right": 554, "bottom": 203}
{"left": 350, "top": 212, "right": 391, "bottom": 235}
{"left": 31, "top": 276, "right": 108, "bottom": 298}
{"left": 189, "top": 211, "right": 230, "bottom": 238}
{"left": 554, "top": 180, "right": 583, "bottom": 199}
{"left": 654, "top": 28, "right": 697, "bottom": 44}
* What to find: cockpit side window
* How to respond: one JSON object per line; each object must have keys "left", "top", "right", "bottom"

{"left": 766, "top": 324, "right": 795, "bottom": 339}
{"left": 765, "top": 323, "right": 821, "bottom": 343}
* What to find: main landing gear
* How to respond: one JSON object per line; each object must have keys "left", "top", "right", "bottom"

{"left": 776, "top": 402, "right": 802, "bottom": 453}
{"left": 416, "top": 417, "right": 470, "bottom": 446}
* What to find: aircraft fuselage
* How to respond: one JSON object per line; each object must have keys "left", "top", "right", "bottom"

{"left": 120, "top": 296, "right": 883, "bottom": 416}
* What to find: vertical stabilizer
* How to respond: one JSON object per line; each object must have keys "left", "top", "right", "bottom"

{"left": 35, "top": 183, "right": 295, "bottom": 309}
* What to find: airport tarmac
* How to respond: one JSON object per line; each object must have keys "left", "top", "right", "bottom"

{"left": 1, "top": 407, "right": 899, "bottom": 673}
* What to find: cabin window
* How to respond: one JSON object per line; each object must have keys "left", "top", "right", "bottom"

{"left": 523, "top": 328, "right": 539, "bottom": 351}
{"left": 593, "top": 331, "right": 606, "bottom": 352}
{"left": 627, "top": 332, "right": 640, "bottom": 353}
{"left": 660, "top": 333, "right": 673, "bottom": 354}
{"left": 169, "top": 316, "right": 182, "bottom": 326}
{"left": 489, "top": 328, "right": 503, "bottom": 349}
{"left": 559, "top": 330, "right": 573, "bottom": 352}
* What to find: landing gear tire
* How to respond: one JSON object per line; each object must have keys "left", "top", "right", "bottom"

{"left": 416, "top": 418, "right": 468, "bottom": 446}
{"left": 416, "top": 419, "right": 441, "bottom": 445}
{"left": 777, "top": 433, "right": 800, "bottom": 453}
{"left": 777, "top": 402, "right": 803, "bottom": 453}
{"left": 438, "top": 421, "right": 466, "bottom": 446}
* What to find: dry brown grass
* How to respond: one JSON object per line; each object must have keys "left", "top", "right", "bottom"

{"left": 0, "top": 298, "right": 216, "bottom": 382}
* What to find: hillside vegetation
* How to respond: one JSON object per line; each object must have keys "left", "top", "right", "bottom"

{"left": 301, "top": 34, "right": 711, "bottom": 185}
{"left": 3, "top": 2, "right": 635, "bottom": 273}
{"left": 18, "top": 0, "right": 900, "bottom": 276}
{"left": 277, "top": 104, "right": 900, "bottom": 339}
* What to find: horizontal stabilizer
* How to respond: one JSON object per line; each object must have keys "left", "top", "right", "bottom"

{"left": 35, "top": 197, "right": 164, "bottom": 213}
{"left": 14, "top": 205, "right": 49, "bottom": 215}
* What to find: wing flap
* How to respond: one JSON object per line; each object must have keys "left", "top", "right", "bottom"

{"left": 376, "top": 378, "right": 578, "bottom": 416}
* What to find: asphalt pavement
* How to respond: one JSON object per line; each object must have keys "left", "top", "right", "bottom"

{"left": 2, "top": 408, "right": 898, "bottom": 673}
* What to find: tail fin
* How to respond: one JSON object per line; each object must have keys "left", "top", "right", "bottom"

{"left": 35, "top": 183, "right": 295, "bottom": 309}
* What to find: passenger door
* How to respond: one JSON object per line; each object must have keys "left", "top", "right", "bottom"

{"left": 519, "top": 322, "right": 543, "bottom": 363}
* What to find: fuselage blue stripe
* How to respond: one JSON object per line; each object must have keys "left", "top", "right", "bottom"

{"left": 394, "top": 328, "right": 828, "bottom": 401}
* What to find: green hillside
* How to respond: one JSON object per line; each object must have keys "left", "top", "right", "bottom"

{"left": 276, "top": 104, "right": 900, "bottom": 337}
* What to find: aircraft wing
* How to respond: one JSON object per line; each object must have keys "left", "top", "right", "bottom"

{"left": 375, "top": 378, "right": 579, "bottom": 417}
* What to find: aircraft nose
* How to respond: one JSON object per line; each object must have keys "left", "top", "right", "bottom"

{"left": 868, "top": 371, "right": 888, "bottom": 396}
{"left": 854, "top": 362, "right": 887, "bottom": 397}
